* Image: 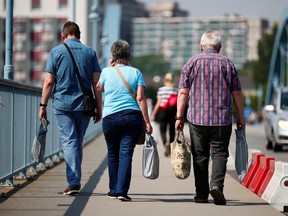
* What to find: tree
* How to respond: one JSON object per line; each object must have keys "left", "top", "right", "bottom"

{"left": 240, "top": 24, "right": 278, "bottom": 87}
{"left": 130, "top": 54, "right": 170, "bottom": 103}
{"left": 131, "top": 54, "right": 169, "bottom": 77}
{"left": 239, "top": 24, "right": 278, "bottom": 110}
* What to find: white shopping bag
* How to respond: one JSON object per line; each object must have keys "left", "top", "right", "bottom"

{"left": 142, "top": 134, "right": 159, "bottom": 180}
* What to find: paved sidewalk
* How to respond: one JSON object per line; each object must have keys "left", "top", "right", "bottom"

{"left": 0, "top": 123, "right": 284, "bottom": 216}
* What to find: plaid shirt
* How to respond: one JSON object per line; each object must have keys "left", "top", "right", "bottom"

{"left": 179, "top": 48, "right": 241, "bottom": 126}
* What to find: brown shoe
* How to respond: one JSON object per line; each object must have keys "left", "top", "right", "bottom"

{"left": 63, "top": 185, "right": 80, "bottom": 195}
{"left": 192, "top": 196, "right": 208, "bottom": 203}
{"left": 210, "top": 186, "right": 226, "bottom": 205}
{"left": 164, "top": 143, "right": 171, "bottom": 157}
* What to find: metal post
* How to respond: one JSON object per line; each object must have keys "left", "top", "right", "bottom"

{"left": 257, "top": 84, "right": 263, "bottom": 111}
{"left": 72, "top": 0, "right": 76, "bottom": 22}
{"left": 100, "top": 34, "right": 108, "bottom": 68}
{"left": 88, "top": 0, "right": 100, "bottom": 52}
{"left": 4, "top": 0, "right": 14, "bottom": 80}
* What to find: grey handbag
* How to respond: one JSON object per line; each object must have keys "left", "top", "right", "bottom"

{"left": 142, "top": 134, "right": 159, "bottom": 179}
{"left": 235, "top": 127, "right": 249, "bottom": 182}
{"left": 31, "top": 118, "right": 50, "bottom": 163}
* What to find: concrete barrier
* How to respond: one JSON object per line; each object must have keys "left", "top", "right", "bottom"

{"left": 261, "top": 161, "right": 288, "bottom": 212}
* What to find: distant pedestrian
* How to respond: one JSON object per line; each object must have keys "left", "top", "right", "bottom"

{"left": 38, "top": 21, "right": 102, "bottom": 195}
{"left": 151, "top": 73, "right": 178, "bottom": 157}
{"left": 97, "top": 39, "right": 153, "bottom": 201}
{"left": 175, "top": 30, "right": 245, "bottom": 205}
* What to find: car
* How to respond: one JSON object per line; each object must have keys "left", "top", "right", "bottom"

{"left": 263, "top": 86, "right": 288, "bottom": 151}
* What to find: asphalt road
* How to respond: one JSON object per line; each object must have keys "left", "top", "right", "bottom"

{"left": 244, "top": 123, "right": 288, "bottom": 163}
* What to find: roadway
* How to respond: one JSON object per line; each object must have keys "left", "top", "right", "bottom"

{"left": 0, "top": 122, "right": 285, "bottom": 216}
{"left": 242, "top": 122, "right": 288, "bottom": 163}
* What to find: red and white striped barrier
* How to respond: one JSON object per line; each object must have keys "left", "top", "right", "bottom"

{"left": 261, "top": 161, "right": 288, "bottom": 211}
{"left": 257, "top": 158, "right": 275, "bottom": 197}
{"left": 248, "top": 156, "right": 275, "bottom": 195}
{"left": 240, "top": 152, "right": 288, "bottom": 212}
{"left": 241, "top": 153, "right": 265, "bottom": 187}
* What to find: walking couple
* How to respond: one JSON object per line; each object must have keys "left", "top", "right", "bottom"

{"left": 39, "top": 21, "right": 244, "bottom": 205}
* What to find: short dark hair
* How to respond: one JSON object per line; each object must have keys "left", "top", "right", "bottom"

{"left": 111, "top": 40, "right": 130, "bottom": 62}
{"left": 62, "top": 21, "right": 81, "bottom": 39}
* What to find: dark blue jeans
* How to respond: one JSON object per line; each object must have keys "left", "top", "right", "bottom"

{"left": 102, "top": 109, "right": 143, "bottom": 195}
{"left": 188, "top": 123, "right": 232, "bottom": 200}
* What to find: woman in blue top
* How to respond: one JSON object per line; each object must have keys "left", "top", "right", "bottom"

{"left": 97, "top": 40, "right": 153, "bottom": 201}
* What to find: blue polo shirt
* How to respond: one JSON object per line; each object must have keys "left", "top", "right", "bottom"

{"left": 45, "top": 38, "right": 101, "bottom": 111}
{"left": 99, "top": 65, "right": 145, "bottom": 118}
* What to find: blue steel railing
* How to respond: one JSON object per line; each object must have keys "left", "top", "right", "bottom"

{"left": 0, "top": 78, "right": 102, "bottom": 186}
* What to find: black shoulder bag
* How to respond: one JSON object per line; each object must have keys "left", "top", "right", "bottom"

{"left": 63, "top": 43, "right": 97, "bottom": 117}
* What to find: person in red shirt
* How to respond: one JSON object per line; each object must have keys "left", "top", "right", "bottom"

{"left": 151, "top": 73, "right": 178, "bottom": 157}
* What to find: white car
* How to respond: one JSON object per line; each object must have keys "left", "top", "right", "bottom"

{"left": 263, "top": 86, "right": 288, "bottom": 151}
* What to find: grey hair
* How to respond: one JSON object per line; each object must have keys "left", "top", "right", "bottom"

{"left": 200, "top": 30, "right": 222, "bottom": 50}
{"left": 111, "top": 39, "right": 131, "bottom": 62}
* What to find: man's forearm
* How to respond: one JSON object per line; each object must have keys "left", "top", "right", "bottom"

{"left": 41, "top": 75, "right": 54, "bottom": 104}
{"left": 232, "top": 91, "right": 245, "bottom": 127}
{"left": 176, "top": 88, "right": 189, "bottom": 118}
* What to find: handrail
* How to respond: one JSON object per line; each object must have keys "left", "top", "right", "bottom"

{"left": 0, "top": 79, "right": 101, "bottom": 186}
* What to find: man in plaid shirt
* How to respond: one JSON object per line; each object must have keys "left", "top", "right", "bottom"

{"left": 175, "top": 30, "right": 245, "bottom": 205}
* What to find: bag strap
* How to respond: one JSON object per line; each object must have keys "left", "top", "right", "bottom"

{"left": 115, "top": 66, "right": 146, "bottom": 125}
{"left": 176, "top": 129, "right": 184, "bottom": 143}
{"left": 63, "top": 43, "right": 85, "bottom": 93}
{"left": 114, "top": 65, "right": 136, "bottom": 100}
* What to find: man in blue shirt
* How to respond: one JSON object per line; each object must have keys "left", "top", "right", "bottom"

{"left": 38, "top": 21, "right": 102, "bottom": 195}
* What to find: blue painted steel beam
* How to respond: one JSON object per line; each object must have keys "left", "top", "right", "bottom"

{"left": 265, "top": 9, "right": 288, "bottom": 104}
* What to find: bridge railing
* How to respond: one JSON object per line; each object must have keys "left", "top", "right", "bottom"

{"left": 0, "top": 78, "right": 101, "bottom": 186}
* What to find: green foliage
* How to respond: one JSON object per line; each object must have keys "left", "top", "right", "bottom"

{"left": 131, "top": 54, "right": 171, "bottom": 103}
{"left": 145, "top": 85, "right": 158, "bottom": 105}
{"left": 240, "top": 24, "right": 277, "bottom": 86}
{"left": 130, "top": 54, "right": 169, "bottom": 77}
{"left": 238, "top": 24, "right": 278, "bottom": 109}
{"left": 245, "top": 95, "right": 258, "bottom": 111}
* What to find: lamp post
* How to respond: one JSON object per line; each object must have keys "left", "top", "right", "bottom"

{"left": 72, "top": 0, "right": 76, "bottom": 22}
{"left": 100, "top": 34, "right": 108, "bottom": 68}
{"left": 88, "top": 0, "right": 100, "bottom": 52}
{"left": 4, "top": 0, "right": 14, "bottom": 80}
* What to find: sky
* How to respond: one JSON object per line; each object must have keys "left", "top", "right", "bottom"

{"left": 138, "top": 0, "right": 288, "bottom": 24}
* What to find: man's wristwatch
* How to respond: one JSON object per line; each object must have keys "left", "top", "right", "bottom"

{"left": 175, "top": 116, "right": 183, "bottom": 120}
{"left": 39, "top": 103, "right": 47, "bottom": 107}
